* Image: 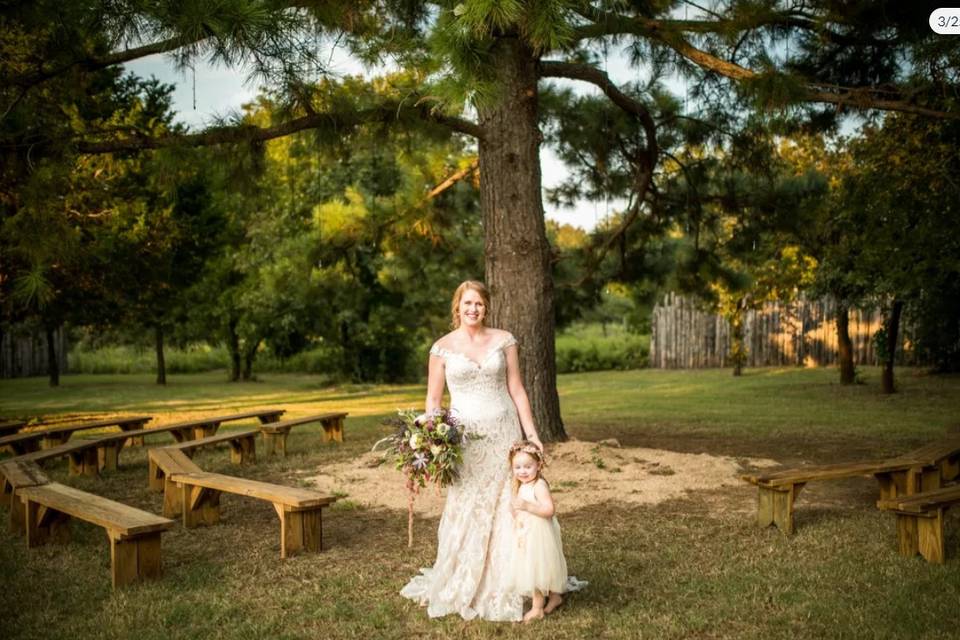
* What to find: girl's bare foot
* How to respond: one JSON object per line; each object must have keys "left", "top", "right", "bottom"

{"left": 544, "top": 593, "right": 563, "bottom": 614}
{"left": 523, "top": 608, "right": 545, "bottom": 623}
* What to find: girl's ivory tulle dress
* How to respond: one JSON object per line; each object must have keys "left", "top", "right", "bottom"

{"left": 506, "top": 478, "right": 569, "bottom": 596}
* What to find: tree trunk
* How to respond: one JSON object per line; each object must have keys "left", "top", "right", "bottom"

{"left": 241, "top": 339, "right": 260, "bottom": 381}
{"left": 730, "top": 300, "right": 746, "bottom": 377}
{"left": 881, "top": 299, "right": 903, "bottom": 394}
{"left": 836, "top": 301, "right": 855, "bottom": 384}
{"left": 155, "top": 324, "right": 167, "bottom": 385}
{"left": 226, "top": 318, "right": 241, "bottom": 382}
{"left": 479, "top": 37, "right": 565, "bottom": 442}
{"left": 45, "top": 325, "right": 59, "bottom": 387}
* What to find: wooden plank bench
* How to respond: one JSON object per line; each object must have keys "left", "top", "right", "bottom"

{"left": 877, "top": 485, "right": 960, "bottom": 564}
{"left": 0, "top": 420, "right": 27, "bottom": 438}
{"left": 0, "top": 415, "right": 152, "bottom": 454}
{"left": 147, "top": 449, "right": 204, "bottom": 516}
{"left": 169, "top": 471, "right": 335, "bottom": 558}
{"left": 145, "top": 430, "right": 257, "bottom": 493}
{"left": 165, "top": 428, "right": 259, "bottom": 465}
{"left": 259, "top": 412, "right": 348, "bottom": 456}
{"left": 16, "top": 481, "right": 175, "bottom": 588}
{"left": 742, "top": 435, "right": 960, "bottom": 534}
{"left": 14, "top": 439, "right": 105, "bottom": 476}
{"left": 0, "top": 460, "right": 51, "bottom": 533}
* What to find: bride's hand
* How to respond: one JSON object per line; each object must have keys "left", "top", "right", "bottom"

{"left": 527, "top": 434, "right": 544, "bottom": 452}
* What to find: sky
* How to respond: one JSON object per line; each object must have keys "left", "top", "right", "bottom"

{"left": 123, "top": 48, "right": 651, "bottom": 232}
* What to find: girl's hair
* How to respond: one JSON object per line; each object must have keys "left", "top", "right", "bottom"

{"left": 450, "top": 280, "right": 490, "bottom": 329}
{"left": 509, "top": 440, "right": 546, "bottom": 495}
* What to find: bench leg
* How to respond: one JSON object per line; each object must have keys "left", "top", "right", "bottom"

{"left": 895, "top": 514, "right": 920, "bottom": 557}
{"left": 148, "top": 458, "right": 165, "bottom": 492}
{"left": 941, "top": 455, "right": 960, "bottom": 483}
{"left": 68, "top": 449, "right": 99, "bottom": 476}
{"left": 98, "top": 442, "right": 124, "bottom": 473}
{"left": 122, "top": 420, "right": 150, "bottom": 447}
{"left": 262, "top": 431, "right": 288, "bottom": 457}
{"left": 25, "top": 501, "right": 71, "bottom": 547}
{"left": 9, "top": 488, "right": 26, "bottom": 534}
{"left": 757, "top": 483, "right": 802, "bottom": 534}
{"left": 109, "top": 531, "right": 163, "bottom": 588}
{"left": 230, "top": 436, "right": 256, "bottom": 465}
{"left": 321, "top": 418, "right": 344, "bottom": 444}
{"left": 259, "top": 413, "right": 282, "bottom": 424}
{"left": 917, "top": 510, "right": 946, "bottom": 564}
{"left": 162, "top": 477, "right": 183, "bottom": 518}
{"left": 192, "top": 422, "right": 220, "bottom": 440}
{"left": 41, "top": 434, "right": 70, "bottom": 449}
{"left": 170, "top": 428, "right": 193, "bottom": 443}
{"left": 181, "top": 485, "right": 221, "bottom": 528}
{"left": 277, "top": 505, "right": 324, "bottom": 559}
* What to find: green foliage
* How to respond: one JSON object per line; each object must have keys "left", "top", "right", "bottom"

{"left": 555, "top": 323, "right": 649, "bottom": 373}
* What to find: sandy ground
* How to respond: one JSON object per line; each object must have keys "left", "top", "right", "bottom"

{"left": 303, "top": 439, "right": 779, "bottom": 517}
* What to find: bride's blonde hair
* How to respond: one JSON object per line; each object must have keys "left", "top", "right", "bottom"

{"left": 450, "top": 280, "right": 490, "bottom": 329}
{"left": 509, "top": 440, "right": 546, "bottom": 495}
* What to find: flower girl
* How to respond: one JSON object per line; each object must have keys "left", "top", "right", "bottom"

{"left": 506, "top": 441, "right": 569, "bottom": 622}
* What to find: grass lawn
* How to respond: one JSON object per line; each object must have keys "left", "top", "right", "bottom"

{"left": 1, "top": 366, "right": 959, "bottom": 639}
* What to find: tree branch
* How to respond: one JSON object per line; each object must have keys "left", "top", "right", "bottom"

{"left": 76, "top": 103, "right": 482, "bottom": 154}
{"left": 539, "top": 60, "right": 659, "bottom": 284}
{"left": 538, "top": 60, "right": 658, "bottom": 167}
{"left": 5, "top": 35, "right": 209, "bottom": 89}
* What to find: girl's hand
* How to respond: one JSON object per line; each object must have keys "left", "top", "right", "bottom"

{"left": 511, "top": 496, "right": 527, "bottom": 512}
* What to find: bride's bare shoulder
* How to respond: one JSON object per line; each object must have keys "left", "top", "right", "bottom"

{"left": 433, "top": 330, "right": 459, "bottom": 351}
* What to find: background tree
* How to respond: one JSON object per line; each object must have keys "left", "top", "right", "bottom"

{"left": 4, "top": 1, "right": 958, "bottom": 436}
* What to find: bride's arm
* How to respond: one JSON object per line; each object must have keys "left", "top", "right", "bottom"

{"left": 425, "top": 351, "right": 445, "bottom": 413}
{"left": 504, "top": 344, "right": 544, "bottom": 450}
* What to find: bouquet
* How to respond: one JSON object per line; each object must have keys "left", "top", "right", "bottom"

{"left": 378, "top": 408, "right": 480, "bottom": 546}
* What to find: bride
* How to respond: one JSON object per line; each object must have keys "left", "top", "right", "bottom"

{"left": 400, "top": 280, "right": 546, "bottom": 621}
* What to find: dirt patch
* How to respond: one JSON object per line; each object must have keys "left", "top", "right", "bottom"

{"left": 302, "top": 439, "right": 778, "bottom": 517}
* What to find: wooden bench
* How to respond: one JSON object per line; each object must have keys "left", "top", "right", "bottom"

{"left": 0, "top": 415, "right": 152, "bottom": 454}
{"left": 94, "top": 410, "right": 282, "bottom": 471}
{"left": 742, "top": 435, "right": 960, "bottom": 534}
{"left": 877, "top": 485, "right": 960, "bottom": 564}
{"left": 165, "top": 428, "right": 259, "bottom": 465}
{"left": 16, "top": 481, "right": 175, "bottom": 588}
{"left": 0, "top": 420, "right": 26, "bottom": 438}
{"left": 147, "top": 449, "right": 204, "bottom": 516}
{"left": 145, "top": 429, "right": 258, "bottom": 494}
{"left": 0, "top": 460, "right": 51, "bottom": 533}
{"left": 14, "top": 439, "right": 105, "bottom": 476}
{"left": 259, "top": 412, "right": 348, "bottom": 456}
{"left": 169, "top": 471, "right": 335, "bottom": 558}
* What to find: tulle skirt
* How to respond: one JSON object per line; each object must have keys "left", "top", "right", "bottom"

{"left": 506, "top": 513, "right": 568, "bottom": 596}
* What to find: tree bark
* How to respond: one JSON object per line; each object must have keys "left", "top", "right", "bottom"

{"left": 479, "top": 36, "right": 566, "bottom": 442}
{"left": 155, "top": 324, "right": 167, "bottom": 385}
{"left": 730, "top": 299, "right": 746, "bottom": 377}
{"left": 45, "top": 325, "right": 59, "bottom": 387}
{"left": 227, "top": 318, "right": 241, "bottom": 382}
{"left": 836, "top": 301, "right": 855, "bottom": 384}
{"left": 881, "top": 299, "right": 903, "bottom": 394}
{"left": 241, "top": 339, "right": 260, "bottom": 381}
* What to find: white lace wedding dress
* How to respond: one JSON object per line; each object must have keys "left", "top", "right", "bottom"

{"left": 400, "top": 334, "right": 582, "bottom": 621}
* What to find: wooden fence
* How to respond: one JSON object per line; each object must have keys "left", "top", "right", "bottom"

{"left": 0, "top": 325, "right": 68, "bottom": 378}
{"left": 650, "top": 293, "right": 911, "bottom": 369}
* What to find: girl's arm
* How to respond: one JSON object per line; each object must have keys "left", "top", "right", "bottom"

{"left": 425, "top": 349, "right": 445, "bottom": 413}
{"left": 514, "top": 479, "right": 556, "bottom": 518}
{"left": 504, "top": 341, "right": 544, "bottom": 451}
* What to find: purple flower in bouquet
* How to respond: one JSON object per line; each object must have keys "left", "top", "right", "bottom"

{"left": 411, "top": 452, "right": 429, "bottom": 470}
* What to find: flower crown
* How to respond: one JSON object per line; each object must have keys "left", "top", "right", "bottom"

{"left": 509, "top": 440, "right": 544, "bottom": 463}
